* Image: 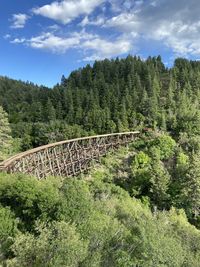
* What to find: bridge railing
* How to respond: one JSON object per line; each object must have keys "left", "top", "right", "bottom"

{"left": 0, "top": 131, "right": 139, "bottom": 179}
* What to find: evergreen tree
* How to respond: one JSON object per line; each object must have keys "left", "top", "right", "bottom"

{"left": 56, "top": 101, "right": 63, "bottom": 120}
{"left": 0, "top": 106, "right": 12, "bottom": 160}
{"left": 149, "top": 149, "right": 170, "bottom": 208}
{"left": 160, "top": 110, "right": 167, "bottom": 131}
{"left": 44, "top": 98, "right": 56, "bottom": 122}
{"left": 182, "top": 152, "right": 200, "bottom": 221}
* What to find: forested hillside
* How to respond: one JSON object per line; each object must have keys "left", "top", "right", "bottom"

{"left": 1, "top": 56, "right": 200, "bottom": 266}
{"left": 1, "top": 56, "right": 200, "bottom": 150}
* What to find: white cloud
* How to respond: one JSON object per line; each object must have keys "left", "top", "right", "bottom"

{"left": 79, "top": 16, "right": 89, "bottom": 27}
{"left": 28, "top": 32, "right": 80, "bottom": 53}
{"left": 10, "top": 30, "right": 133, "bottom": 59}
{"left": 105, "top": 13, "right": 139, "bottom": 32}
{"left": 10, "top": 38, "right": 26, "bottom": 44}
{"left": 47, "top": 24, "right": 61, "bottom": 31}
{"left": 104, "top": 0, "right": 200, "bottom": 57}
{"left": 107, "top": 0, "right": 143, "bottom": 12}
{"left": 10, "top": 33, "right": 79, "bottom": 52}
{"left": 82, "top": 36, "right": 132, "bottom": 60}
{"left": 7, "top": 0, "right": 200, "bottom": 62}
{"left": 79, "top": 16, "right": 105, "bottom": 27}
{"left": 10, "top": 31, "right": 94, "bottom": 53}
{"left": 11, "top": 13, "right": 29, "bottom": 29}
{"left": 33, "top": 0, "right": 105, "bottom": 25}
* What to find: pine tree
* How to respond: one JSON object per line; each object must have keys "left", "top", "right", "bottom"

{"left": 0, "top": 106, "right": 12, "bottom": 160}
{"left": 61, "top": 75, "right": 67, "bottom": 86}
{"left": 149, "top": 149, "right": 170, "bottom": 208}
{"left": 182, "top": 152, "right": 200, "bottom": 220}
{"left": 166, "top": 74, "right": 176, "bottom": 110}
{"left": 119, "top": 98, "right": 129, "bottom": 130}
{"left": 140, "top": 88, "right": 149, "bottom": 117}
{"left": 56, "top": 101, "right": 63, "bottom": 120}
{"left": 160, "top": 110, "right": 167, "bottom": 131}
{"left": 148, "top": 76, "right": 159, "bottom": 126}
{"left": 44, "top": 99, "right": 56, "bottom": 122}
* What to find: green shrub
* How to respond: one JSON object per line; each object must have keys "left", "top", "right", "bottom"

{"left": 0, "top": 173, "right": 60, "bottom": 230}
{"left": 153, "top": 134, "right": 176, "bottom": 160}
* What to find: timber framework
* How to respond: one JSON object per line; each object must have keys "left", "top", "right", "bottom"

{"left": 0, "top": 131, "right": 139, "bottom": 179}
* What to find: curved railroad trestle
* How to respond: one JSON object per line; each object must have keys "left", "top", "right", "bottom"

{"left": 0, "top": 131, "right": 139, "bottom": 179}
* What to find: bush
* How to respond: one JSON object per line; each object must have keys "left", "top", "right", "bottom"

{"left": 9, "top": 221, "right": 88, "bottom": 267}
{"left": 0, "top": 173, "right": 60, "bottom": 230}
{"left": 153, "top": 134, "right": 176, "bottom": 160}
{"left": 0, "top": 206, "right": 18, "bottom": 261}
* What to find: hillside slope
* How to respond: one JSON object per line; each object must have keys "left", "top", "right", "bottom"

{"left": 0, "top": 135, "right": 200, "bottom": 266}
{"left": 1, "top": 56, "right": 200, "bottom": 150}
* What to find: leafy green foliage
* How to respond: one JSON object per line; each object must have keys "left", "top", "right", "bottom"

{"left": 0, "top": 162, "right": 200, "bottom": 266}
{"left": 9, "top": 221, "right": 88, "bottom": 267}
{"left": 0, "top": 173, "right": 60, "bottom": 230}
{"left": 149, "top": 157, "right": 170, "bottom": 207}
{"left": 152, "top": 134, "right": 176, "bottom": 160}
{"left": 58, "top": 180, "right": 94, "bottom": 223}
{"left": 181, "top": 152, "right": 200, "bottom": 225}
{"left": 131, "top": 152, "right": 151, "bottom": 196}
{"left": 0, "top": 206, "right": 18, "bottom": 261}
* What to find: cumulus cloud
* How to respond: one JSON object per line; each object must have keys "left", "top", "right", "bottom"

{"left": 105, "top": 13, "right": 139, "bottom": 32}
{"left": 10, "top": 0, "right": 200, "bottom": 60}
{"left": 20, "top": 32, "right": 81, "bottom": 53}
{"left": 11, "top": 13, "right": 29, "bottom": 29}
{"left": 10, "top": 30, "right": 133, "bottom": 59}
{"left": 105, "top": 0, "right": 200, "bottom": 56}
{"left": 82, "top": 36, "right": 132, "bottom": 60}
{"left": 33, "top": 0, "right": 105, "bottom": 24}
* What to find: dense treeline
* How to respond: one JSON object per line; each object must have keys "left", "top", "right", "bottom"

{"left": 1, "top": 56, "right": 200, "bottom": 149}
{"left": 58, "top": 56, "right": 200, "bottom": 135}
{"left": 0, "top": 76, "right": 91, "bottom": 150}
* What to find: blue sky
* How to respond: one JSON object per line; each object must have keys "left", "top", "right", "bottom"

{"left": 1, "top": 0, "right": 200, "bottom": 87}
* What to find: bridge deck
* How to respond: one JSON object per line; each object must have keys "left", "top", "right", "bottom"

{"left": 0, "top": 131, "right": 139, "bottom": 179}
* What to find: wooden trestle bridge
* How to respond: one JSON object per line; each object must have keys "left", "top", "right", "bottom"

{"left": 0, "top": 131, "right": 139, "bottom": 179}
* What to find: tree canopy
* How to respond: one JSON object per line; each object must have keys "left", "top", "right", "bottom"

{"left": 1, "top": 56, "right": 200, "bottom": 149}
